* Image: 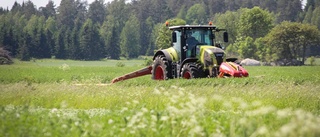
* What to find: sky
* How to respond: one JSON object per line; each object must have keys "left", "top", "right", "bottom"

{"left": 0, "top": 0, "right": 308, "bottom": 10}
{"left": 0, "top": 0, "right": 113, "bottom": 9}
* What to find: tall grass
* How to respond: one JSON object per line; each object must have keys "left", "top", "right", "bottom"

{"left": 1, "top": 86, "right": 319, "bottom": 136}
{"left": 0, "top": 60, "right": 320, "bottom": 136}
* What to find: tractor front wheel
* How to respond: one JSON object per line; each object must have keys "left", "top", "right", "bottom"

{"left": 181, "top": 63, "right": 204, "bottom": 79}
{"left": 152, "top": 55, "right": 172, "bottom": 80}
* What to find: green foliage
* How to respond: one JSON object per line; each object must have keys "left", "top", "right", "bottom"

{"left": 0, "top": 47, "right": 13, "bottom": 64}
{"left": 237, "top": 7, "right": 274, "bottom": 40}
{"left": 116, "top": 62, "right": 125, "bottom": 67}
{"left": 79, "top": 19, "right": 104, "bottom": 60}
{"left": 176, "top": 5, "right": 187, "bottom": 20}
{"left": 254, "top": 37, "right": 267, "bottom": 61}
{"left": 120, "top": 15, "right": 140, "bottom": 59}
{"left": 264, "top": 21, "right": 320, "bottom": 63}
{"left": 237, "top": 36, "right": 257, "bottom": 59}
{"left": 309, "top": 56, "right": 316, "bottom": 65}
{"left": 57, "top": 0, "right": 78, "bottom": 28}
{"left": 213, "top": 10, "right": 241, "bottom": 45}
{"left": 143, "top": 57, "right": 153, "bottom": 66}
{"left": 225, "top": 43, "right": 240, "bottom": 57}
{"left": 155, "top": 18, "right": 186, "bottom": 50}
{"left": 276, "top": 0, "right": 303, "bottom": 22}
{"left": 100, "top": 15, "right": 120, "bottom": 59}
{"left": 145, "top": 17, "right": 156, "bottom": 56}
{"left": 186, "top": 3, "right": 207, "bottom": 24}
{"left": 88, "top": 0, "right": 106, "bottom": 25}
{"left": 39, "top": 0, "right": 56, "bottom": 18}
{"left": 311, "top": 7, "right": 320, "bottom": 29}
{"left": 0, "top": 0, "right": 320, "bottom": 61}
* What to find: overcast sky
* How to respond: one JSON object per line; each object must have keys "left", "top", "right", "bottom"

{"left": 0, "top": 0, "right": 307, "bottom": 10}
{"left": 0, "top": 0, "right": 113, "bottom": 9}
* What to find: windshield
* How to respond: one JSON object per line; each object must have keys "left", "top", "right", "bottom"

{"left": 186, "top": 29, "right": 212, "bottom": 45}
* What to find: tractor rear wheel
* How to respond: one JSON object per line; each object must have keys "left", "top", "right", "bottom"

{"left": 181, "top": 63, "right": 204, "bottom": 79}
{"left": 152, "top": 55, "right": 172, "bottom": 80}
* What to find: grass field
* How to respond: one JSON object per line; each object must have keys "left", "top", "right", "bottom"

{"left": 1, "top": 59, "right": 320, "bottom": 136}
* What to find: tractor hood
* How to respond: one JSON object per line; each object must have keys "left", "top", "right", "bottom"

{"left": 200, "top": 46, "right": 226, "bottom": 68}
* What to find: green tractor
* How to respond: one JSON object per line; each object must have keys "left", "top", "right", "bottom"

{"left": 111, "top": 23, "right": 248, "bottom": 83}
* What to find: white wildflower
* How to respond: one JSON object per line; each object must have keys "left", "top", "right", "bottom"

{"left": 16, "top": 113, "right": 20, "bottom": 118}
{"left": 62, "top": 124, "right": 68, "bottom": 129}
{"left": 136, "top": 112, "right": 144, "bottom": 117}
{"left": 239, "top": 118, "right": 247, "bottom": 125}
{"left": 51, "top": 108, "right": 58, "bottom": 113}
{"left": 75, "top": 121, "right": 79, "bottom": 126}
{"left": 170, "top": 95, "right": 180, "bottom": 103}
{"left": 151, "top": 115, "right": 157, "bottom": 121}
{"left": 167, "top": 106, "right": 179, "bottom": 114}
{"left": 256, "top": 126, "right": 268, "bottom": 135}
{"left": 223, "top": 102, "right": 232, "bottom": 109}
{"left": 150, "top": 109, "right": 155, "bottom": 114}
{"left": 137, "top": 123, "right": 147, "bottom": 129}
{"left": 60, "top": 101, "right": 68, "bottom": 108}
{"left": 276, "top": 108, "right": 292, "bottom": 119}
{"left": 212, "top": 95, "right": 224, "bottom": 101}
{"left": 44, "top": 132, "right": 52, "bottom": 136}
{"left": 132, "top": 100, "right": 139, "bottom": 104}
{"left": 120, "top": 107, "right": 128, "bottom": 113}
{"left": 141, "top": 107, "right": 148, "bottom": 113}
{"left": 108, "top": 119, "right": 114, "bottom": 124}
{"left": 251, "top": 101, "right": 262, "bottom": 107}
{"left": 153, "top": 88, "right": 161, "bottom": 95}
{"left": 189, "top": 125, "right": 204, "bottom": 136}
{"left": 163, "top": 91, "right": 170, "bottom": 96}
{"left": 276, "top": 123, "right": 297, "bottom": 137}
{"left": 59, "top": 63, "right": 70, "bottom": 71}
{"left": 160, "top": 87, "right": 165, "bottom": 91}
{"left": 160, "top": 116, "right": 169, "bottom": 121}
{"left": 246, "top": 106, "right": 276, "bottom": 116}
{"left": 178, "top": 89, "right": 185, "bottom": 96}
{"left": 239, "top": 102, "right": 248, "bottom": 110}
{"left": 171, "top": 85, "right": 178, "bottom": 89}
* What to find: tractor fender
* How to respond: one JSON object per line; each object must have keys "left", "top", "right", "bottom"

{"left": 153, "top": 48, "right": 179, "bottom": 62}
{"left": 153, "top": 50, "right": 172, "bottom": 62}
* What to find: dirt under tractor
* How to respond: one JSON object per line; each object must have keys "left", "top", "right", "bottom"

{"left": 111, "top": 22, "right": 248, "bottom": 83}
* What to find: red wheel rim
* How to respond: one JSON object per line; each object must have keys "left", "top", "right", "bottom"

{"left": 155, "top": 66, "right": 164, "bottom": 80}
{"left": 183, "top": 71, "right": 191, "bottom": 79}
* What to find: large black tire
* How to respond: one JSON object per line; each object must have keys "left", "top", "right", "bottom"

{"left": 152, "top": 55, "right": 172, "bottom": 80}
{"left": 181, "top": 63, "right": 204, "bottom": 79}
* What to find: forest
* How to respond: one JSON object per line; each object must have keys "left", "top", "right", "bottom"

{"left": 0, "top": 0, "right": 319, "bottom": 64}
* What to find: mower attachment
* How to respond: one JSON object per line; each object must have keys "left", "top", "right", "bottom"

{"left": 219, "top": 62, "right": 249, "bottom": 77}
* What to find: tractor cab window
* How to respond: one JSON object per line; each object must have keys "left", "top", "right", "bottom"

{"left": 186, "top": 29, "right": 213, "bottom": 57}
{"left": 186, "top": 30, "right": 213, "bottom": 48}
{"left": 192, "top": 30, "right": 213, "bottom": 45}
{"left": 172, "top": 30, "right": 181, "bottom": 57}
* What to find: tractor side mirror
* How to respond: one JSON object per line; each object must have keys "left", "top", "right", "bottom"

{"left": 223, "top": 32, "right": 228, "bottom": 42}
{"left": 172, "top": 32, "right": 177, "bottom": 43}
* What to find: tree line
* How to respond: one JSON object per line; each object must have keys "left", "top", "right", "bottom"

{"left": 0, "top": 0, "right": 319, "bottom": 63}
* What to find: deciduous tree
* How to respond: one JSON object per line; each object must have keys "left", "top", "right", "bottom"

{"left": 264, "top": 22, "right": 320, "bottom": 64}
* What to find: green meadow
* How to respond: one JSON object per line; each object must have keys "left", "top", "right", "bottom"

{"left": 0, "top": 59, "right": 320, "bottom": 137}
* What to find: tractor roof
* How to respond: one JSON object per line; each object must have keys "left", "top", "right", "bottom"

{"left": 169, "top": 25, "right": 217, "bottom": 30}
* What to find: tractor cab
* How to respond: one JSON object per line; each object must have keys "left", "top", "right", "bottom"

{"left": 170, "top": 25, "right": 228, "bottom": 62}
